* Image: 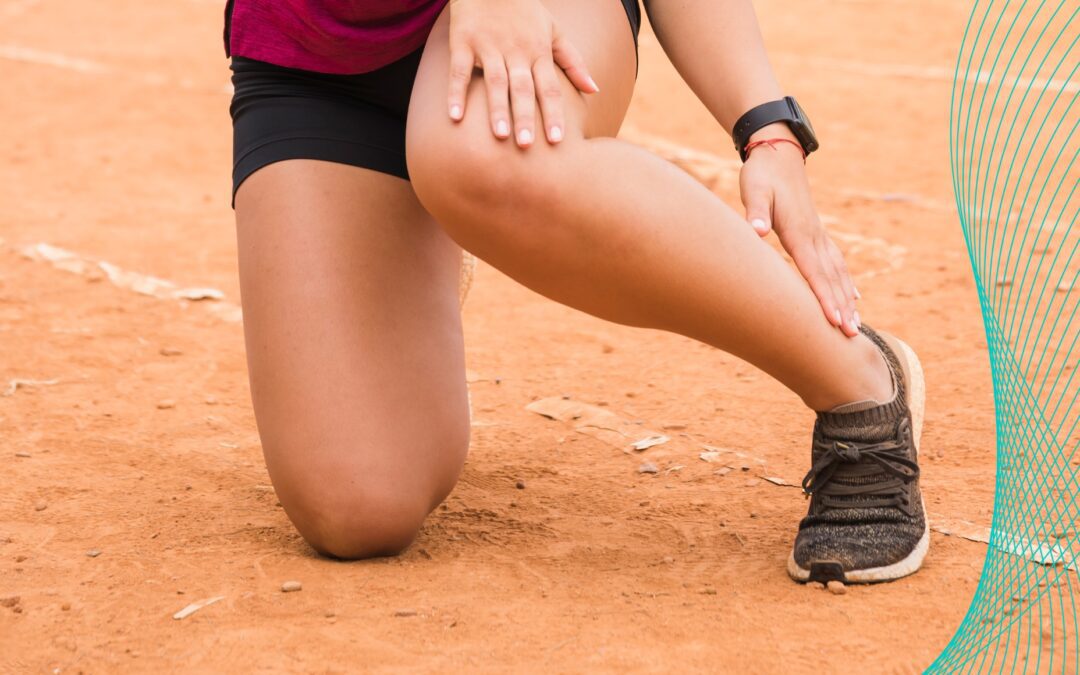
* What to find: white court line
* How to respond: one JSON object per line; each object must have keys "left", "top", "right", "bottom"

{"left": 15, "top": 242, "right": 243, "bottom": 323}
{"left": 0, "top": 43, "right": 233, "bottom": 94}
{"left": 775, "top": 53, "right": 1079, "bottom": 95}
{"left": 0, "top": 44, "right": 106, "bottom": 73}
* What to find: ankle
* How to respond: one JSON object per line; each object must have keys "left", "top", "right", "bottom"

{"left": 803, "top": 334, "right": 894, "bottom": 412}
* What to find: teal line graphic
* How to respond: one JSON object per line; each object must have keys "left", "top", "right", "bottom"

{"left": 929, "top": 0, "right": 1078, "bottom": 672}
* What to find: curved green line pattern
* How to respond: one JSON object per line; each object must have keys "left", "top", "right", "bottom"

{"left": 930, "top": 1, "right": 1078, "bottom": 672}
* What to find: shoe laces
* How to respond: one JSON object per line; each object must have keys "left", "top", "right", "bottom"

{"left": 801, "top": 424, "right": 919, "bottom": 512}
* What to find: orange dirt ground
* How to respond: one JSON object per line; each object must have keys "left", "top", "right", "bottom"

{"left": 0, "top": 0, "right": 1044, "bottom": 672}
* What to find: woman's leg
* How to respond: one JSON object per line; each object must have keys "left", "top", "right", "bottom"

{"left": 235, "top": 160, "right": 470, "bottom": 559}
{"left": 406, "top": 0, "right": 891, "bottom": 412}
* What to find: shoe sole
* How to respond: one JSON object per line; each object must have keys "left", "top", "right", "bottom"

{"left": 787, "top": 335, "right": 930, "bottom": 584}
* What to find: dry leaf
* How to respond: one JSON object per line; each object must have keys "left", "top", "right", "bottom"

{"left": 761, "top": 476, "right": 799, "bottom": 488}
{"left": 3, "top": 378, "right": 59, "bottom": 396}
{"left": 173, "top": 287, "right": 225, "bottom": 301}
{"left": 173, "top": 596, "right": 225, "bottom": 620}
{"left": 525, "top": 397, "right": 668, "bottom": 453}
{"left": 631, "top": 435, "right": 670, "bottom": 451}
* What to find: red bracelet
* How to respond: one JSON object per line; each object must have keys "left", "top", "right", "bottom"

{"left": 743, "top": 138, "right": 807, "bottom": 163}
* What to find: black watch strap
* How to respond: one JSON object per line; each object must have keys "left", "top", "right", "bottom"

{"left": 732, "top": 97, "right": 816, "bottom": 161}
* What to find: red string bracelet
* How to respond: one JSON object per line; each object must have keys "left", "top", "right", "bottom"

{"left": 743, "top": 138, "right": 807, "bottom": 163}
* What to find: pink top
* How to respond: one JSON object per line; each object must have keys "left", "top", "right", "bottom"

{"left": 226, "top": 0, "right": 449, "bottom": 74}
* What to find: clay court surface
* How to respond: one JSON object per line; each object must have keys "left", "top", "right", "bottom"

{"left": 0, "top": 0, "right": 1052, "bottom": 672}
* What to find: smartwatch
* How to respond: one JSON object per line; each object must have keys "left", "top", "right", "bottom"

{"left": 732, "top": 96, "right": 819, "bottom": 162}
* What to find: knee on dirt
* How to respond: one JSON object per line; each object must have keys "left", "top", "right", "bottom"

{"left": 287, "top": 483, "right": 433, "bottom": 560}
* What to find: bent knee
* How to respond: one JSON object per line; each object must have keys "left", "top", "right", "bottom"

{"left": 293, "top": 487, "right": 431, "bottom": 560}
{"left": 406, "top": 118, "right": 556, "bottom": 222}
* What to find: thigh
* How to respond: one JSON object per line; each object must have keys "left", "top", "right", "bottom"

{"left": 234, "top": 160, "right": 470, "bottom": 526}
{"left": 409, "top": 0, "right": 638, "bottom": 145}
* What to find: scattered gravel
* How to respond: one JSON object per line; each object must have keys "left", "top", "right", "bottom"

{"left": 86, "top": 549, "right": 101, "bottom": 558}
{"left": 827, "top": 581, "right": 847, "bottom": 595}
{"left": 33, "top": 501, "right": 47, "bottom": 512}
{"left": 281, "top": 581, "right": 302, "bottom": 593}
{"left": 638, "top": 462, "right": 659, "bottom": 474}
{"left": 156, "top": 400, "right": 176, "bottom": 410}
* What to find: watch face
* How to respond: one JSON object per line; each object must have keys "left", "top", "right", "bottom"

{"left": 786, "top": 96, "right": 819, "bottom": 153}
{"left": 787, "top": 97, "right": 814, "bottom": 134}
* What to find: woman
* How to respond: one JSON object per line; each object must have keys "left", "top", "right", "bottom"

{"left": 225, "top": 0, "right": 928, "bottom": 585}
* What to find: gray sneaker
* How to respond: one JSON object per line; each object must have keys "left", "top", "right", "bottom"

{"left": 787, "top": 325, "right": 929, "bottom": 584}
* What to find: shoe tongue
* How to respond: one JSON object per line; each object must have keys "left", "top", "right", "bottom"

{"left": 817, "top": 394, "right": 907, "bottom": 443}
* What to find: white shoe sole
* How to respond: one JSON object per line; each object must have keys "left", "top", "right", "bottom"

{"left": 787, "top": 335, "right": 930, "bottom": 584}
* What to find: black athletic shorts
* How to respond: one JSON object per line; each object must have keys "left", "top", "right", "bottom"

{"left": 229, "top": 1, "right": 641, "bottom": 202}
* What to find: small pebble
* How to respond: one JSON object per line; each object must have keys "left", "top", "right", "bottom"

{"left": 281, "top": 581, "right": 303, "bottom": 593}
{"left": 827, "top": 581, "right": 847, "bottom": 595}
{"left": 61, "top": 602, "right": 71, "bottom": 611}
{"left": 15, "top": 555, "right": 26, "bottom": 563}
{"left": 14, "top": 452, "right": 31, "bottom": 458}
{"left": 159, "top": 347, "right": 183, "bottom": 357}
{"left": 34, "top": 501, "right": 47, "bottom": 512}
{"left": 204, "top": 396, "right": 218, "bottom": 405}
{"left": 806, "top": 581, "right": 825, "bottom": 590}
{"left": 157, "top": 400, "right": 176, "bottom": 410}
{"left": 394, "top": 608, "right": 418, "bottom": 617}
{"left": 0, "top": 596, "right": 19, "bottom": 608}
{"left": 662, "top": 556, "right": 675, "bottom": 565}
{"left": 638, "top": 462, "right": 660, "bottom": 474}
{"left": 700, "top": 588, "right": 717, "bottom": 595}
{"left": 324, "top": 609, "right": 336, "bottom": 618}
{"left": 515, "top": 480, "right": 526, "bottom": 490}
{"left": 86, "top": 549, "right": 101, "bottom": 558}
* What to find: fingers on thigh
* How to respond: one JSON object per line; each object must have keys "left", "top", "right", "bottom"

{"left": 407, "top": 0, "right": 636, "bottom": 155}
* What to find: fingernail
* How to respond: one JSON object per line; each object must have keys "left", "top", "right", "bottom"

{"left": 518, "top": 128, "right": 533, "bottom": 146}
{"left": 549, "top": 126, "right": 563, "bottom": 142}
{"left": 854, "top": 286, "right": 862, "bottom": 300}
{"left": 833, "top": 309, "right": 842, "bottom": 325}
{"left": 449, "top": 104, "right": 462, "bottom": 120}
{"left": 496, "top": 120, "right": 509, "bottom": 137}
{"left": 854, "top": 310, "right": 862, "bottom": 329}
{"left": 751, "top": 218, "right": 768, "bottom": 233}
{"left": 587, "top": 76, "right": 600, "bottom": 93}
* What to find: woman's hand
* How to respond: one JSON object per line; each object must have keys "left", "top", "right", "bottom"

{"left": 447, "top": 0, "right": 599, "bottom": 147}
{"left": 739, "top": 127, "right": 861, "bottom": 337}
